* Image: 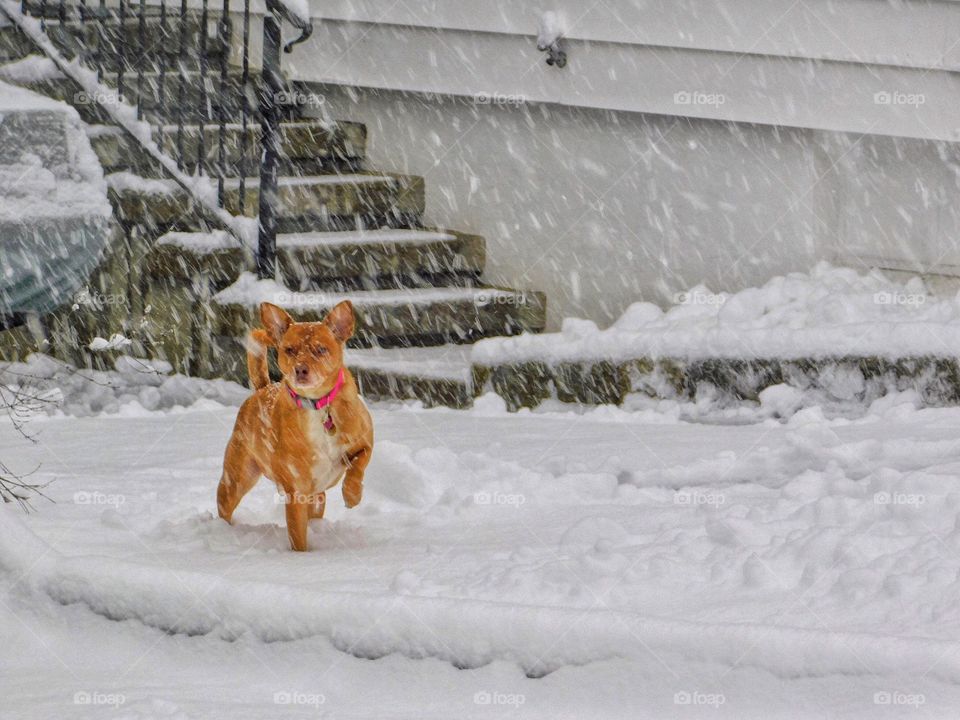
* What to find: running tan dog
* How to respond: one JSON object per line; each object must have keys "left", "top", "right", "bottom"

{"left": 217, "top": 301, "right": 373, "bottom": 551}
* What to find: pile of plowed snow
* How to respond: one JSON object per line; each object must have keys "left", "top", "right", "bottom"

{"left": 474, "top": 263, "right": 959, "bottom": 364}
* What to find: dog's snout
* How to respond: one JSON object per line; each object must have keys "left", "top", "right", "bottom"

{"left": 294, "top": 364, "right": 310, "bottom": 383}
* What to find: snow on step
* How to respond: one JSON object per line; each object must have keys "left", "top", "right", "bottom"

{"left": 107, "top": 173, "right": 395, "bottom": 195}
{"left": 215, "top": 271, "right": 519, "bottom": 309}
{"left": 278, "top": 228, "right": 456, "bottom": 248}
{"left": 156, "top": 229, "right": 462, "bottom": 255}
{"left": 105, "top": 170, "right": 179, "bottom": 195}
{"left": 0, "top": 53, "right": 62, "bottom": 82}
{"left": 222, "top": 174, "right": 394, "bottom": 188}
{"left": 156, "top": 230, "right": 239, "bottom": 252}
{"left": 346, "top": 344, "right": 473, "bottom": 382}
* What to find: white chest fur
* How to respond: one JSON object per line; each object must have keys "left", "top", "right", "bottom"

{"left": 306, "top": 411, "right": 347, "bottom": 492}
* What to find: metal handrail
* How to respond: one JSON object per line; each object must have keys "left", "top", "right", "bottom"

{"left": 256, "top": 0, "right": 312, "bottom": 278}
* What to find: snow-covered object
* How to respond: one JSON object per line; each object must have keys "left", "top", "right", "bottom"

{"left": 274, "top": 0, "right": 310, "bottom": 26}
{"left": 0, "top": 353, "right": 247, "bottom": 416}
{"left": 473, "top": 263, "right": 960, "bottom": 365}
{"left": 536, "top": 10, "right": 563, "bottom": 50}
{"left": 155, "top": 230, "right": 243, "bottom": 253}
{"left": 0, "top": 79, "right": 112, "bottom": 317}
{"left": 0, "top": 53, "right": 63, "bottom": 82}
{"left": 0, "top": 81, "right": 109, "bottom": 220}
{"left": 87, "top": 334, "right": 132, "bottom": 352}
{"left": 0, "top": 0, "right": 247, "bottom": 247}
{"left": 104, "top": 171, "right": 179, "bottom": 196}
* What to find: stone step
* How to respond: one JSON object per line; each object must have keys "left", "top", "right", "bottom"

{"left": 107, "top": 171, "right": 424, "bottom": 232}
{"left": 473, "top": 354, "right": 960, "bottom": 412}
{"left": 277, "top": 228, "right": 485, "bottom": 290}
{"left": 148, "top": 227, "right": 483, "bottom": 296}
{"left": 210, "top": 275, "right": 547, "bottom": 353}
{"left": 148, "top": 227, "right": 485, "bottom": 288}
{"left": 0, "top": 24, "right": 34, "bottom": 62}
{"left": 88, "top": 120, "right": 365, "bottom": 176}
{"left": 347, "top": 345, "right": 477, "bottom": 408}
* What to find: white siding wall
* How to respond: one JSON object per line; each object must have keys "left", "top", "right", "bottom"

{"left": 268, "top": 0, "right": 960, "bottom": 327}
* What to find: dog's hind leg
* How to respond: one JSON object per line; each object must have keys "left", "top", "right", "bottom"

{"left": 217, "top": 444, "right": 261, "bottom": 523}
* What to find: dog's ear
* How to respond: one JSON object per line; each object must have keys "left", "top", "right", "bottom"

{"left": 248, "top": 328, "right": 275, "bottom": 348}
{"left": 260, "top": 302, "right": 293, "bottom": 343}
{"left": 323, "top": 300, "right": 355, "bottom": 342}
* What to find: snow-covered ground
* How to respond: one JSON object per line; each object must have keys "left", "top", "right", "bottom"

{"left": 4, "top": 366, "right": 960, "bottom": 718}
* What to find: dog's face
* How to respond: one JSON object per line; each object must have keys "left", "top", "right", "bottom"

{"left": 260, "top": 301, "right": 355, "bottom": 396}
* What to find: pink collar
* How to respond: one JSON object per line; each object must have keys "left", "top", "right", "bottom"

{"left": 286, "top": 368, "right": 345, "bottom": 411}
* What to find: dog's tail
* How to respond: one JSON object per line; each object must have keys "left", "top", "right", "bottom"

{"left": 245, "top": 329, "right": 274, "bottom": 390}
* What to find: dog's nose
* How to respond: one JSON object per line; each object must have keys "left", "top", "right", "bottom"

{"left": 294, "top": 365, "right": 310, "bottom": 383}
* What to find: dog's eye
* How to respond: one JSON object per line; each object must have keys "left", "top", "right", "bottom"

{"left": 284, "top": 347, "right": 295, "bottom": 356}
{"left": 314, "top": 347, "right": 328, "bottom": 356}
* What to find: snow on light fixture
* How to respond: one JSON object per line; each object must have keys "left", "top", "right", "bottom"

{"left": 537, "top": 11, "right": 567, "bottom": 68}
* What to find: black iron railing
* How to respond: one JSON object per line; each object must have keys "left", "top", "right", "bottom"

{"left": 14, "top": 0, "right": 312, "bottom": 279}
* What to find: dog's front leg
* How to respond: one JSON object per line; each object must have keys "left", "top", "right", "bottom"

{"left": 342, "top": 445, "right": 372, "bottom": 509}
{"left": 284, "top": 493, "right": 310, "bottom": 551}
{"left": 277, "top": 464, "right": 313, "bottom": 551}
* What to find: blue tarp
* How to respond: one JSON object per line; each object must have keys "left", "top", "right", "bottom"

{"left": 0, "top": 215, "right": 112, "bottom": 320}
{"left": 0, "top": 101, "right": 112, "bottom": 324}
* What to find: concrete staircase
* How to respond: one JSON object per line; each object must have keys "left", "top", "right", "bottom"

{"left": 0, "top": 12, "right": 546, "bottom": 407}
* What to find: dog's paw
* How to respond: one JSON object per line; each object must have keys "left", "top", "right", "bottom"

{"left": 342, "top": 484, "right": 362, "bottom": 508}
